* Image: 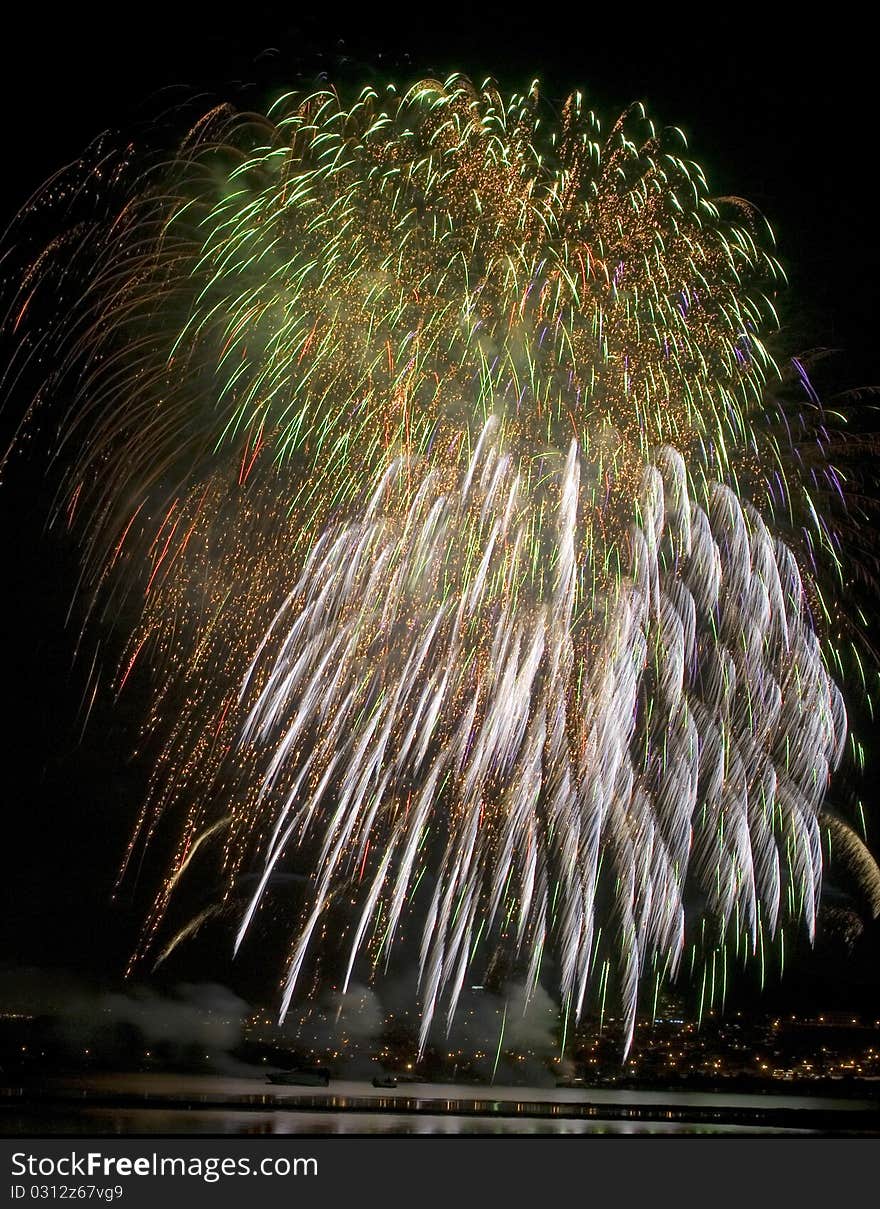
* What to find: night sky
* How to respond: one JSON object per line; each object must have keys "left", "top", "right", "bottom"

{"left": 1, "top": 7, "right": 878, "bottom": 1017}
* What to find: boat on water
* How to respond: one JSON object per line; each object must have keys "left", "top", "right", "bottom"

{"left": 267, "top": 1068, "right": 330, "bottom": 1087}
{"left": 371, "top": 1076, "right": 398, "bottom": 1088}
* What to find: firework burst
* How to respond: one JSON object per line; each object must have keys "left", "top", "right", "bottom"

{"left": 1, "top": 76, "right": 867, "bottom": 1053}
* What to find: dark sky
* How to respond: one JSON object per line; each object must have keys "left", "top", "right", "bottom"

{"left": 0, "top": 6, "right": 878, "bottom": 1012}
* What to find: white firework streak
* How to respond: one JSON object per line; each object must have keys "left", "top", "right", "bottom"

{"left": 235, "top": 422, "right": 846, "bottom": 1054}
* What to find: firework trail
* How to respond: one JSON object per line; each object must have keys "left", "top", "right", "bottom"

{"left": 0, "top": 76, "right": 866, "bottom": 1052}
{"left": 234, "top": 429, "right": 842, "bottom": 1053}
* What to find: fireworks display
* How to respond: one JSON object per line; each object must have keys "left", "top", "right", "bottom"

{"left": 1, "top": 76, "right": 869, "bottom": 1054}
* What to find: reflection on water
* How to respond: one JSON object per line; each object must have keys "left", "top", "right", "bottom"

{"left": 2, "top": 1074, "right": 876, "bottom": 1135}
{"left": 4, "top": 1107, "right": 817, "bottom": 1136}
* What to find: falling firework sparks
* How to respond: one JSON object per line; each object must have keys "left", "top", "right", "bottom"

{"left": 1, "top": 75, "right": 870, "bottom": 1053}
